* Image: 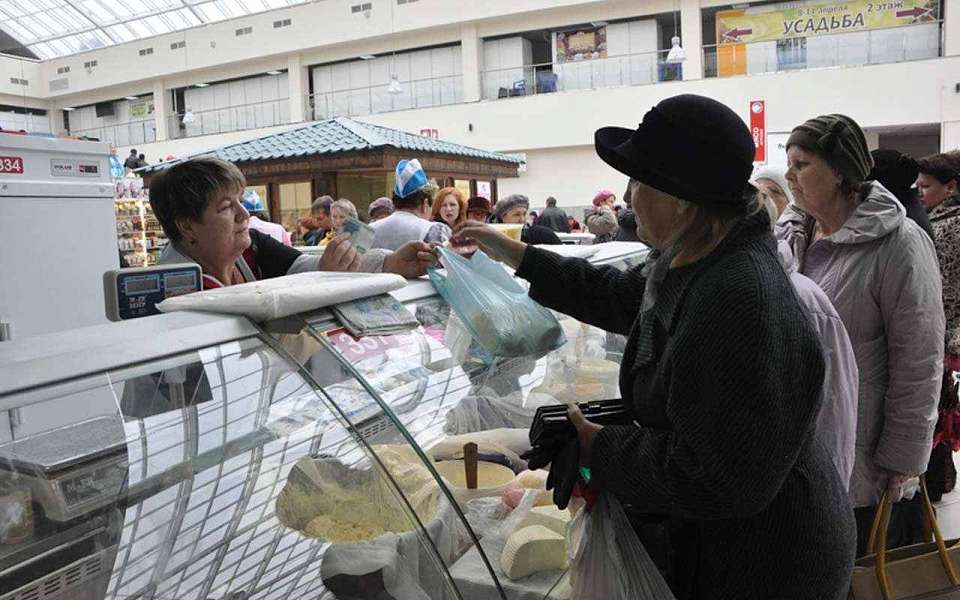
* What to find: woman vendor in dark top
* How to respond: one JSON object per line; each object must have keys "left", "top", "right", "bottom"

{"left": 151, "top": 157, "right": 435, "bottom": 288}
{"left": 454, "top": 94, "right": 855, "bottom": 599}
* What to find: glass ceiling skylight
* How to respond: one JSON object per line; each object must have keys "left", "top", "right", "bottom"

{"left": 0, "top": 0, "right": 309, "bottom": 59}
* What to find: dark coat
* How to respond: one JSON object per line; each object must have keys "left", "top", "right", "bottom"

{"left": 615, "top": 208, "right": 641, "bottom": 242}
{"left": 521, "top": 224, "right": 562, "bottom": 245}
{"left": 536, "top": 206, "right": 571, "bottom": 233}
{"left": 517, "top": 210, "right": 855, "bottom": 599}
{"left": 890, "top": 186, "right": 935, "bottom": 241}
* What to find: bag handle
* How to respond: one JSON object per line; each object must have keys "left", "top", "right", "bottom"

{"left": 870, "top": 476, "right": 959, "bottom": 599}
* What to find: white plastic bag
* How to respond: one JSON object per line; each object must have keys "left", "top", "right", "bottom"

{"left": 567, "top": 493, "right": 675, "bottom": 600}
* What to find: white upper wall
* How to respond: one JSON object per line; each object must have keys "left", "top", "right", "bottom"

{"left": 28, "top": 0, "right": 660, "bottom": 101}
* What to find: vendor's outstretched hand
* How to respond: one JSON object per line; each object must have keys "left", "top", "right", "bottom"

{"left": 383, "top": 241, "right": 437, "bottom": 278}
{"left": 452, "top": 221, "right": 527, "bottom": 269}
{"left": 319, "top": 236, "right": 362, "bottom": 272}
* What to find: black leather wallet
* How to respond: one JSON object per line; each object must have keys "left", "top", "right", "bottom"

{"left": 529, "top": 399, "right": 628, "bottom": 447}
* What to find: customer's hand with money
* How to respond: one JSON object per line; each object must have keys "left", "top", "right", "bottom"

{"left": 382, "top": 241, "right": 438, "bottom": 278}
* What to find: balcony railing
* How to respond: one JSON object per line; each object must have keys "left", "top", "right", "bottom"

{"left": 305, "top": 74, "right": 464, "bottom": 120}
{"left": 704, "top": 20, "right": 942, "bottom": 78}
{"left": 68, "top": 118, "right": 156, "bottom": 146}
{"left": 168, "top": 98, "right": 290, "bottom": 139}
{"left": 480, "top": 49, "right": 676, "bottom": 100}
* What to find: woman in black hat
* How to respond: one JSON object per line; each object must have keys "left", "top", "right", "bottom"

{"left": 454, "top": 94, "right": 854, "bottom": 599}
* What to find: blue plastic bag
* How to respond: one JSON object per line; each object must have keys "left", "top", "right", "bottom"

{"left": 428, "top": 247, "right": 565, "bottom": 357}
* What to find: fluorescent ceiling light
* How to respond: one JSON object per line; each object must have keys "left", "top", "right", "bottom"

{"left": 194, "top": 82, "right": 210, "bottom": 87}
{"left": 266, "top": 70, "right": 283, "bottom": 75}
{"left": 359, "top": 54, "right": 376, "bottom": 60}
{"left": 62, "top": 106, "right": 76, "bottom": 111}
{"left": 124, "top": 96, "right": 139, "bottom": 101}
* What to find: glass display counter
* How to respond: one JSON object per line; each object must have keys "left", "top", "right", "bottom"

{"left": 0, "top": 242, "right": 649, "bottom": 600}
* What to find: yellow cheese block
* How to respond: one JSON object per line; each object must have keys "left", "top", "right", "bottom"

{"left": 500, "top": 525, "right": 567, "bottom": 580}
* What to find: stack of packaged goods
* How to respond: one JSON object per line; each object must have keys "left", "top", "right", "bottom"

{"left": 114, "top": 177, "right": 167, "bottom": 267}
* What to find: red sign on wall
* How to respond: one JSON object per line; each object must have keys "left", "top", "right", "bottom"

{"left": 0, "top": 156, "right": 24, "bottom": 174}
{"left": 750, "top": 100, "right": 766, "bottom": 164}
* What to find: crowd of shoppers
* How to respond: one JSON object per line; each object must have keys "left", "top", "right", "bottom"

{"left": 147, "top": 89, "right": 960, "bottom": 599}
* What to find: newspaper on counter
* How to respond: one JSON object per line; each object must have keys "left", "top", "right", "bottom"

{"left": 332, "top": 294, "right": 420, "bottom": 337}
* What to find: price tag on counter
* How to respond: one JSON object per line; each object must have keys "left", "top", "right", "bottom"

{"left": 325, "top": 327, "right": 415, "bottom": 363}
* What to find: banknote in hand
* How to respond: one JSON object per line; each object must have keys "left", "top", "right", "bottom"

{"left": 339, "top": 217, "right": 376, "bottom": 255}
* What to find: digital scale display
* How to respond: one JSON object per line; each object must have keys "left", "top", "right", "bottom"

{"left": 123, "top": 275, "right": 161, "bottom": 295}
{"left": 104, "top": 263, "right": 202, "bottom": 321}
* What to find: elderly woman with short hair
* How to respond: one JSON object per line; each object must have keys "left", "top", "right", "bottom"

{"left": 456, "top": 94, "right": 854, "bottom": 599}
{"left": 777, "top": 115, "right": 944, "bottom": 556}
{"left": 490, "top": 194, "right": 561, "bottom": 245}
{"left": 151, "top": 157, "right": 434, "bottom": 288}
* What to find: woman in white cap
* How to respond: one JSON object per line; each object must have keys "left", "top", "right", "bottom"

{"left": 752, "top": 165, "right": 794, "bottom": 217}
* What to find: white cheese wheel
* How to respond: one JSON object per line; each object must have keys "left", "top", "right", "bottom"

{"left": 518, "top": 505, "right": 572, "bottom": 536}
{"left": 513, "top": 469, "right": 548, "bottom": 490}
{"left": 434, "top": 460, "right": 515, "bottom": 490}
{"left": 500, "top": 525, "right": 567, "bottom": 580}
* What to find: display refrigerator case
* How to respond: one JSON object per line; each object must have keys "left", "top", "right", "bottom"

{"left": 0, "top": 243, "right": 649, "bottom": 600}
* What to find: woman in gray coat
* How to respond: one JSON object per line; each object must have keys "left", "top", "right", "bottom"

{"left": 776, "top": 114, "right": 944, "bottom": 556}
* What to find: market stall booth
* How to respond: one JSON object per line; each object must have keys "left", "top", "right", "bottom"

{"left": 0, "top": 242, "right": 648, "bottom": 600}
{"left": 141, "top": 118, "right": 521, "bottom": 239}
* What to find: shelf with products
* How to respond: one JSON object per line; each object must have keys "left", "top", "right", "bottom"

{"left": 114, "top": 177, "right": 167, "bottom": 268}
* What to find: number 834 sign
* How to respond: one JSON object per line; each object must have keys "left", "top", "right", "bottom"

{"left": 0, "top": 156, "right": 24, "bottom": 174}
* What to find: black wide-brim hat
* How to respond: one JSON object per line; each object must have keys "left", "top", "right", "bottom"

{"left": 596, "top": 94, "right": 757, "bottom": 213}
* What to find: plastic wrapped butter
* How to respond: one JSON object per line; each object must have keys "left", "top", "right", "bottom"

{"left": 500, "top": 525, "right": 567, "bottom": 580}
{"left": 518, "top": 505, "right": 571, "bottom": 536}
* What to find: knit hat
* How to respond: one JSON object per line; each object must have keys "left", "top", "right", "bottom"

{"left": 491, "top": 194, "right": 529, "bottom": 222}
{"left": 869, "top": 149, "right": 918, "bottom": 194}
{"left": 592, "top": 189, "right": 615, "bottom": 207}
{"left": 751, "top": 165, "right": 795, "bottom": 206}
{"left": 395, "top": 158, "right": 429, "bottom": 198}
{"left": 786, "top": 114, "right": 873, "bottom": 185}
{"left": 240, "top": 189, "right": 265, "bottom": 212}
{"left": 368, "top": 196, "right": 395, "bottom": 218}
{"left": 595, "top": 94, "right": 756, "bottom": 213}
{"left": 467, "top": 196, "right": 491, "bottom": 216}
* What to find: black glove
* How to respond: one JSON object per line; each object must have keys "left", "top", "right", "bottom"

{"left": 521, "top": 438, "right": 565, "bottom": 471}
{"left": 521, "top": 437, "right": 581, "bottom": 509}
